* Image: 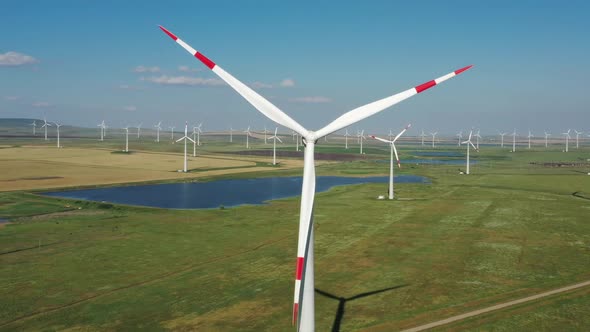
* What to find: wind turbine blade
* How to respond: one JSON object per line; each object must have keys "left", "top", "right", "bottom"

{"left": 175, "top": 136, "right": 185, "bottom": 143}
{"left": 314, "top": 65, "right": 472, "bottom": 138}
{"left": 393, "top": 124, "right": 411, "bottom": 142}
{"left": 159, "top": 26, "right": 308, "bottom": 137}
{"left": 468, "top": 130, "right": 473, "bottom": 140}
{"left": 276, "top": 137, "right": 283, "bottom": 143}
{"left": 392, "top": 143, "right": 401, "bottom": 168}
{"left": 187, "top": 137, "right": 196, "bottom": 143}
{"left": 470, "top": 141, "right": 477, "bottom": 150}
{"left": 370, "top": 135, "right": 392, "bottom": 144}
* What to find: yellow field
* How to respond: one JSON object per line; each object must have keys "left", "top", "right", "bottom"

{"left": 0, "top": 146, "right": 304, "bottom": 191}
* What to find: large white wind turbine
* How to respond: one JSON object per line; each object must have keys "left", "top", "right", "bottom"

{"left": 159, "top": 25, "right": 472, "bottom": 332}
{"left": 30, "top": 120, "right": 37, "bottom": 135}
{"left": 574, "top": 130, "right": 583, "bottom": 149}
{"left": 563, "top": 129, "right": 571, "bottom": 152}
{"left": 269, "top": 127, "right": 283, "bottom": 165}
{"left": 544, "top": 131, "right": 551, "bottom": 148}
{"left": 499, "top": 132, "right": 507, "bottom": 148}
{"left": 41, "top": 118, "right": 51, "bottom": 141}
{"left": 54, "top": 122, "right": 62, "bottom": 148}
{"left": 430, "top": 131, "right": 438, "bottom": 148}
{"left": 527, "top": 130, "right": 533, "bottom": 149}
{"left": 176, "top": 122, "right": 196, "bottom": 172}
{"left": 511, "top": 130, "right": 517, "bottom": 152}
{"left": 358, "top": 130, "right": 366, "bottom": 154}
{"left": 155, "top": 121, "right": 162, "bottom": 142}
{"left": 371, "top": 124, "right": 410, "bottom": 199}
{"left": 462, "top": 130, "right": 478, "bottom": 175}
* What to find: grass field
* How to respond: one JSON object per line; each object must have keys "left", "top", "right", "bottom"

{"left": 1, "top": 131, "right": 590, "bottom": 331}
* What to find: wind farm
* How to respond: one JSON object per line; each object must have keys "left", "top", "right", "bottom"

{"left": 1, "top": 3, "right": 590, "bottom": 332}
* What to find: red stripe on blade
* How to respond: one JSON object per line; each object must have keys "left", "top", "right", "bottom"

{"left": 295, "top": 257, "right": 304, "bottom": 280}
{"left": 195, "top": 52, "right": 216, "bottom": 69}
{"left": 159, "top": 26, "right": 178, "bottom": 41}
{"left": 292, "top": 303, "right": 299, "bottom": 326}
{"left": 454, "top": 65, "right": 473, "bottom": 75}
{"left": 415, "top": 80, "right": 436, "bottom": 93}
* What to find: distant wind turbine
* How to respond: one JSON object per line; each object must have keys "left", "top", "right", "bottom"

{"left": 462, "top": 130, "right": 478, "bottom": 175}
{"left": 499, "top": 132, "right": 507, "bottom": 148}
{"left": 420, "top": 129, "right": 426, "bottom": 147}
{"left": 136, "top": 123, "right": 142, "bottom": 139}
{"left": 123, "top": 126, "right": 130, "bottom": 152}
{"left": 176, "top": 122, "right": 196, "bottom": 172}
{"left": 30, "top": 120, "right": 37, "bottom": 135}
{"left": 54, "top": 122, "right": 62, "bottom": 148}
{"left": 544, "top": 131, "right": 551, "bottom": 148}
{"left": 511, "top": 130, "right": 517, "bottom": 152}
{"left": 430, "top": 132, "right": 437, "bottom": 148}
{"left": 475, "top": 130, "right": 481, "bottom": 149}
{"left": 41, "top": 118, "right": 51, "bottom": 141}
{"left": 358, "top": 130, "right": 366, "bottom": 154}
{"left": 563, "top": 129, "right": 571, "bottom": 152}
{"left": 244, "top": 126, "right": 251, "bottom": 149}
{"left": 269, "top": 127, "right": 283, "bottom": 165}
{"left": 98, "top": 120, "right": 106, "bottom": 141}
{"left": 154, "top": 121, "right": 162, "bottom": 142}
{"left": 456, "top": 131, "right": 463, "bottom": 146}
{"left": 528, "top": 130, "right": 533, "bottom": 149}
{"left": 344, "top": 129, "right": 350, "bottom": 149}
{"left": 195, "top": 123, "right": 203, "bottom": 146}
{"left": 169, "top": 126, "right": 175, "bottom": 141}
{"left": 229, "top": 126, "right": 233, "bottom": 143}
{"left": 371, "top": 123, "right": 410, "bottom": 199}
{"left": 574, "top": 130, "right": 583, "bottom": 149}
{"left": 263, "top": 126, "right": 269, "bottom": 145}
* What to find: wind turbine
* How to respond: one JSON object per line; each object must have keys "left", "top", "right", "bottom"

{"left": 475, "top": 130, "right": 481, "bottom": 149}
{"left": 420, "top": 129, "right": 426, "bottom": 147}
{"left": 169, "top": 126, "right": 175, "bottom": 141}
{"left": 154, "top": 121, "right": 162, "bottom": 142}
{"left": 462, "top": 130, "right": 478, "bottom": 175}
{"left": 159, "top": 25, "right": 472, "bottom": 331}
{"left": 563, "top": 129, "right": 571, "bottom": 152}
{"left": 136, "top": 123, "right": 142, "bottom": 139}
{"left": 229, "top": 125, "right": 233, "bottom": 142}
{"left": 293, "top": 130, "right": 300, "bottom": 152}
{"left": 430, "top": 132, "right": 437, "bottom": 148}
{"left": 371, "top": 123, "right": 410, "bottom": 199}
{"left": 544, "top": 131, "right": 551, "bottom": 148}
{"left": 176, "top": 122, "right": 196, "bottom": 172}
{"left": 456, "top": 131, "right": 463, "bottom": 146}
{"left": 388, "top": 129, "right": 394, "bottom": 141}
{"left": 195, "top": 123, "right": 203, "bottom": 146}
{"left": 269, "top": 127, "right": 283, "bottom": 165}
{"left": 511, "top": 129, "right": 517, "bottom": 152}
{"left": 98, "top": 120, "right": 105, "bottom": 141}
{"left": 499, "top": 132, "right": 507, "bottom": 148}
{"left": 574, "top": 130, "right": 583, "bottom": 149}
{"left": 54, "top": 122, "right": 62, "bottom": 148}
{"left": 123, "top": 126, "right": 130, "bottom": 152}
{"left": 344, "top": 129, "right": 350, "bottom": 149}
{"left": 358, "top": 130, "right": 366, "bottom": 154}
{"left": 41, "top": 118, "right": 51, "bottom": 141}
{"left": 527, "top": 130, "right": 533, "bottom": 149}
{"left": 262, "top": 126, "right": 269, "bottom": 144}
{"left": 244, "top": 126, "right": 252, "bottom": 149}
{"left": 192, "top": 126, "right": 199, "bottom": 156}
{"left": 30, "top": 120, "right": 37, "bottom": 135}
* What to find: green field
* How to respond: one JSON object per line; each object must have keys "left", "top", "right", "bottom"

{"left": 1, "top": 127, "right": 590, "bottom": 331}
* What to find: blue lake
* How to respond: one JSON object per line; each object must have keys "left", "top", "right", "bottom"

{"left": 413, "top": 151, "right": 463, "bottom": 157}
{"left": 42, "top": 175, "right": 429, "bottom": 209}
{"left": 376, "top": 159, "right": 475, "bottom": 165}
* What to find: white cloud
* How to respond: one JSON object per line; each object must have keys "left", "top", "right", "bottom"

{"left": 123, "top": 105, "right": 137, "bottom": 111}
{"left": 288, "top": 96, "right": 332, "bottom": 103}
{"left": 0, "top": 51, "right": 38, "bottom": 66}
{"left": 133, "top": 66, "right": 160, "bottom": 73}
{"left": 32, "top": 101, "right": 50, "bottom": 107}
{"left": 252, "top": 81, "right": 273, "bottom": 89}
{"left": 280, "top": 78, "right": 295, "bottom": 87}
{"left": 3, "top": 96, "right": 20, "bottom": 101}
{"left": 178, "top": 65, "right": 201, "bottom": 73}
{"left": 142, "top": 75, "right": 225, "bottom": 86}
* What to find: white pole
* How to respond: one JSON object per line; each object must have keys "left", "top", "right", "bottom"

{"left": 466, "top": 142, "right": 470, "bottom": 175}
{"left": 230, "top": 129, "right": 233, "bottom": 142}
{"left": 184, "top": 135, "right": 188, "bottom": 172}
{"left": 513, "top": 134, "right": 516, "bottom": 152}
{"left": 125, "top": 129, "right": 129, "bottom": 152}
{"left": 389, "top": 144, "right": 394, "bottom": 199}
{"left": 246, "top": 133, "right": 249, "bottom": 149}
{"left": 345, "top": 135, "right": 348, "bottom": 149}
{"left": 360, "top": 137, "right": 363, "bottom": 154}
{"left": 273, "top": 137, "right": 277, "bottom": 165}
{"left": 56, "top": 126, "right": 60, "bottom": 148}
{"left": 193, "top": 131, "right": 197, "bottom": 157}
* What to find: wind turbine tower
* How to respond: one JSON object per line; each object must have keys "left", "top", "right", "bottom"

{"left": 176, "top": 122, "right": 196, "bottom": 172}
{"left": 54, "top": 122, "right": 62, "bottom": 148}
{"left": 41, "top": 118, "right": 51, "bottom": 141}
{"left": 462, "top": 130, "right": 478, "bottom": 175}
{"left": 269, "top": 127, "right": 283, "bottom": 165}
{"left": 430, "top": 132, "right": 437, "bottom": 148}
{"left": 154, "top": 121, "right": 162, "bottom": 142}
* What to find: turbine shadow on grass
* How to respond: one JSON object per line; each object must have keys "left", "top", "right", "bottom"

{"left": 315, "top": 284, "right": 408, "bottom": 332}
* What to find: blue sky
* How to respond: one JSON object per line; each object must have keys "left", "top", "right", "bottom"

{"left": 1, "top": 1, "right": 589, "bottom": 135}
